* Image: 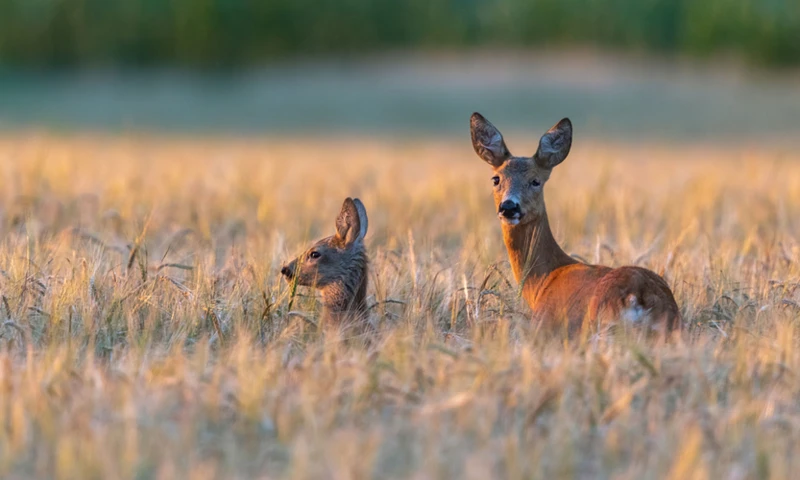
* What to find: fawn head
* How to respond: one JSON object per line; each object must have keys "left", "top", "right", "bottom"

{"left": 470, "top": 112, "right": 572, "bottom": 226}
{"left": 281, "top": 197, "right": 368, "bottom": 289}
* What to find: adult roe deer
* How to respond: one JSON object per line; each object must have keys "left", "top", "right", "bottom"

{"left": 281, "top": 197, "right": 369, "bottom": 325}
{"left": 470, "top": 113, "right": 681, "bottom": 336}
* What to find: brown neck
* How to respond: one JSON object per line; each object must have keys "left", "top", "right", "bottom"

{"left": 320, "top": 260, "right": 369, "bottom": 324}
{"left": 502, "top": 211, "right": 576, "bottom": 288}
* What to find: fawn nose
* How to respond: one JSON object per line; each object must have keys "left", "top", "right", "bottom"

{"left": 498, "top": 200, "right": 521, "bottom": 218}
{"left": 280, "top": 265, "right": 294, "bottom": 279}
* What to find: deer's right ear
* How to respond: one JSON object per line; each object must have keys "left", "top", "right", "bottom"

{"left": 351, "top": 198, "right": 368, "bottom": 242}
{"left": 335, "top": 197, "right": 362, "bottom": 246}
{"left": 470, "top": 112, "right": 509, "bottom": 167}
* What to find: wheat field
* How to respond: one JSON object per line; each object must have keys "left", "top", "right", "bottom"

{"left": 0, "top": 132, "right": 797, "bottom": 479}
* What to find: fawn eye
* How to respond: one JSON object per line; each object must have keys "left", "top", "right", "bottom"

{"left": 530, "top": 179, "right": 541, "bottom": 188}
{"left": 491, "top": 176, "right": 500, "bottom": 187}
{"left": 308, "top": 251, "right": 321, "bottom": 260}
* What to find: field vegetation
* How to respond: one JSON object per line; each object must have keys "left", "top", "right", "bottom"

{"left": 0, "top": 134, "right": 797, "bottom": 478}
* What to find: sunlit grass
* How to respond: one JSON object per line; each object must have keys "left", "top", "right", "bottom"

{"left": 0, "top": 133, "right": 797, "bottom": 478}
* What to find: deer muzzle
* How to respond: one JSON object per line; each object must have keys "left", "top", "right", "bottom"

{"left": 498, "top": 199, "right": 523, "bottom": 224}
{"left": 280, "top": 263, "right": 295, "bottom": 280}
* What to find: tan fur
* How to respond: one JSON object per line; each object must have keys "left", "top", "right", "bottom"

{"left": 281, "top": 198, "right": 369, "bottom": 326}
{"left": 471, "top": 113, "right": 681, "bottom": 335}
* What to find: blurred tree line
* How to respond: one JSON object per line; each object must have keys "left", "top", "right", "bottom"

{"left": 0, "top": 0, "right": 797, "bottom": 68}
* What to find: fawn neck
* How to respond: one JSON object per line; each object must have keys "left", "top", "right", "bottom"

{"left": 319, "top": 254, "right": 369, "bottom": 324}
{"left": 502, "top": 210, "right": 576, "bottom": 288}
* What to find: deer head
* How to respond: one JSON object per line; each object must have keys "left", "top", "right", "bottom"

{"left": 281, "top": 197, "right": 369, "bottom": 318}
{"left": 470, "top": 112, "right": 572, "bottom": 227}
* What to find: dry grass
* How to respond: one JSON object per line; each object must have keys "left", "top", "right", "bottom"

{"left": 0, "top": 132, "right": 797, "bottom": 479}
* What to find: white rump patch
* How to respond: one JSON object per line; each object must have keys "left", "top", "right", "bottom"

{"left": 621, "top": 294, "right": 651, "bottom": 325}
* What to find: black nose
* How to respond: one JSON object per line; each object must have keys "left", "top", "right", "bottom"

{"left": 280, "top": 266, "right": 293, "bottom": 278}
{"left": 498, "top": 200, "right": 521, "bottom": 217}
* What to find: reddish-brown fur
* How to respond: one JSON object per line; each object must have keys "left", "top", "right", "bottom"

{"left": 470, "top": 112, "right": 681, "bottom": 335}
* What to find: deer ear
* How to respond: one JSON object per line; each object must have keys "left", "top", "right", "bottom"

{"left": 351, "top": 198, "right": 368, "bottom": 241}
{"left": 335, "top": 197, "right": 362, "bottom": 246}
{"left": 535, "top": 118, "right": 572, "bottom": 169}
{"left": 470, "top": 112, "right": 509, "bottom": 167}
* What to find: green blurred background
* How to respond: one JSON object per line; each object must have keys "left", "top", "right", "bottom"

{"left": 0, "top": 0, "right": 798, "bottom": 138}
{"left": 0, "top": 0, "right": 798, "bottom": 68}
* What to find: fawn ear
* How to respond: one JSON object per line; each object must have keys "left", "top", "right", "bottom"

{"left": 470, "top": 112, "right": 509, "bottom": 167}
{"left": 335, "top": 197, "right": 362, "bottom": 246}
{"left": 351, "top": 198, "right": 368, "bottom": 241}
{"left": 535, "top": 118, "right": 572, "bottom": 169}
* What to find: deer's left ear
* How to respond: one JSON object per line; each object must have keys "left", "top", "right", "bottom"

{"left": 535, "top": 118, "right": 572, "bottom": 169}
{"left": 335, "top": 197, "right": 362, "bottom": 247}
{"left": 470, "top": 112, "right": 509, "bottom": 167}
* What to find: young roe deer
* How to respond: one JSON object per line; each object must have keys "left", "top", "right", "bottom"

{"left": 470, "top": 113, "right": 681, "bottom": 335}
{"left": 280, "top": 197, "right": 369, "bottom": 325}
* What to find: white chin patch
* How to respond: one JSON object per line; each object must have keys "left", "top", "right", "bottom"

{"left": 500, "top": 216, "right": 520, "bottom": 226}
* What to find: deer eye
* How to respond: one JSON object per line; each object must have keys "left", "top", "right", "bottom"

{"left": 529, "top": 179, "right": 542, "bottom": 188}
{"left": 308, "top": 251, "right": 321, "bottom": 260}
{"left": 491, "top": 176, "right": 500, "bottom": 187}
